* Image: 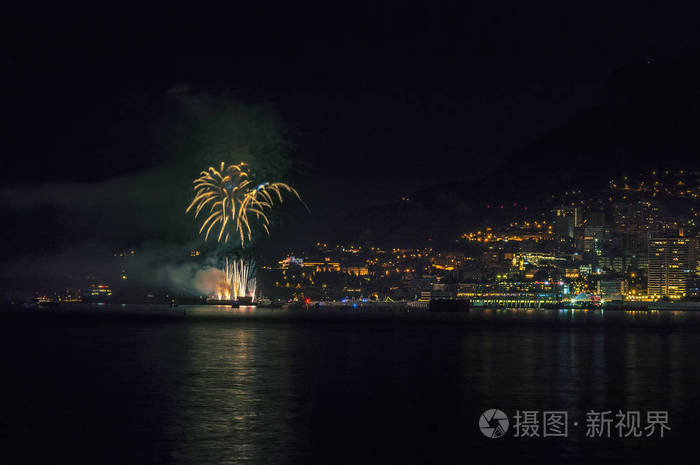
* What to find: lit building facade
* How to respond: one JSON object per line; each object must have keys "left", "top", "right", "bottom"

{"left": 647, "top": 236, "right": 691, "bottom": 298}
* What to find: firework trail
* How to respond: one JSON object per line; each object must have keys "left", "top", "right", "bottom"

{"left": 186, "top": 162, "right": 303, "bottom": 246}
{"left": 222, "top": 257, "right": 256, "bottom": 300}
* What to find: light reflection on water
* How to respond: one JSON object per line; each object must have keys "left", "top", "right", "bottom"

{"left": 171, "top": 326, "right": 299, "bottom": 464}
{"left": 1, "top": 306, "right": 700, "bottom": 464}
{"left": 65, "top": 303, "right": 700, "bottom": 327}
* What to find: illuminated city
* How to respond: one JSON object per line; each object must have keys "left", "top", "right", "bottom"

{"left": 20, "top": 169, "right": 698, "bottom": 308}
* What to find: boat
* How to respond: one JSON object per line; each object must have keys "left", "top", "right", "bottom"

{"left": 33, "top": 297, "right": 60, "bottom": 308}
{"left": 231, "top": 296, "right": 254, "bottom": 308}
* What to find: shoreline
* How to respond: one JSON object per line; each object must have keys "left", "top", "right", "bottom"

{"left": 3, "top": 303, "right": 700, "bottom": 330}
{"left": 8, "top": 299, "right": 700, "bottom": 312}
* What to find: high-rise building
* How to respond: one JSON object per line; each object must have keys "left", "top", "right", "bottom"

{"left": 597, "top": 280, "right": 626, "bottom": 300}
{"left": 647, "top": 235, "right": 692, "bottom": 298}
{"left": 583, "top": 226, "right": 606, "bottom": 254}
{"left": 555, "top": 206, "right": 581, "bottom": 240}
{"left": 555, "top": 213, "right": 575, "bottom": 240}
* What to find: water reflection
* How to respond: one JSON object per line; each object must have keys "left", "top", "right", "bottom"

{"left": 159, "top": 323, "right": 303, "bottom": 464}
{"left": 2, "top": 306, "right": 700, "bottom": 464}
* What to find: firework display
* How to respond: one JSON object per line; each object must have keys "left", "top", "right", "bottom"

{"left": 188, "top": 161, "right": 301, "bottom": 303}
{"left": 186, "top": 162, "right": 302, "bottom": 246}
{"left": 223, "top": 257, "right": 256, "bottom": 301}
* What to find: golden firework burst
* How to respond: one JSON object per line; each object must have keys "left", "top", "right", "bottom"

{"left": 186, "top": 162, "right": 302, "bottom": 245}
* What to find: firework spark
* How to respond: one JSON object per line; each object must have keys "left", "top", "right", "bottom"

{"left": 225, "top": 257, "right": 256, "bottom": 301}
{"left": 186, "top": 162, "right": 302, "bottom": 246}
{"left": 217, "top": 257, "right": 256, "bottom": 301}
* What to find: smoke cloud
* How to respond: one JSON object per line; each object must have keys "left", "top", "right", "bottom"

{"left": 0, "top": 87, "right": 294, "bottom": 296}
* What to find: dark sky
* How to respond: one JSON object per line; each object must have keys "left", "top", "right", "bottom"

{"left": 2, "top": 1, "right": 700, "bottom": 276}
{"left": 5, "top": 2, "right": 700, "bottom": 184}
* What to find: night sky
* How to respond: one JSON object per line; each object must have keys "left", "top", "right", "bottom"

{"left": 3, "top": 2, "right": 700, "bottom": 287}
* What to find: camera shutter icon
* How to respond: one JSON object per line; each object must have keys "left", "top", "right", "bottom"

{"left": 479, "top": 409, "right": 509, "bottom": 438}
